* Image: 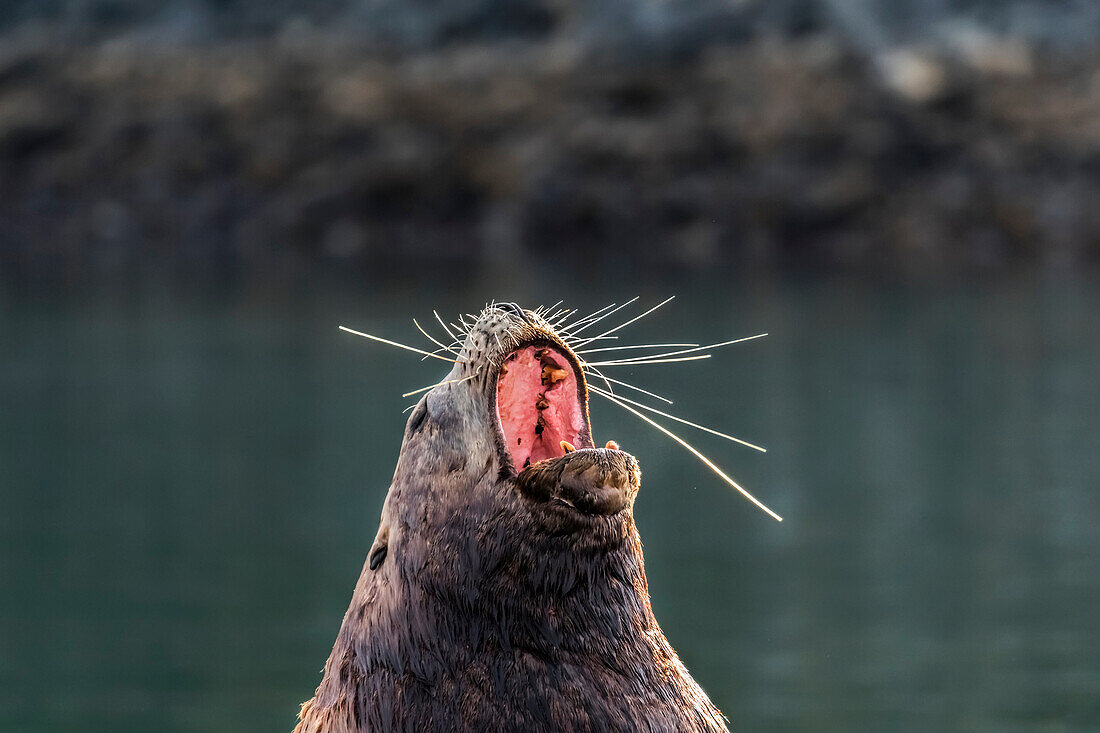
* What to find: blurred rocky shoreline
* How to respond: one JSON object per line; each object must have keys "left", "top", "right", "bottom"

{"left": 2, "top": 30, "right": 1098, "bottom": 281}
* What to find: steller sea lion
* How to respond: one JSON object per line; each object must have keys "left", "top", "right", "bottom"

{"left": 295, "top": 302, "right": 729, "bottom": 732}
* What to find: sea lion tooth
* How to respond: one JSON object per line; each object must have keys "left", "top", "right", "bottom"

{"left": 542, "top": 366, "right": 568, "bottom": 385}
{"left": 535, "top": 348, "right": 549, "bottom": 358}
{"left": 536, "top": 397, "right": 550, "bottom": 410}
{"left": 605, "top": 440, "right": 619, "bottom": 450}
{"left": 560, "top": 440, "right": 576, "bottom": 453}
{"left": 500, "top": 363, "right": 508, "bottom": 375}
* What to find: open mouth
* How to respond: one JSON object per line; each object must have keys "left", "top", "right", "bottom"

{"left": 496, "top": 344, "right": 590, "bottom": 472}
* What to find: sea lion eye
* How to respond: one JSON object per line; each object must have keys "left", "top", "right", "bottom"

{"left": 406, "top": 399, "right": 429, "bottom": 435}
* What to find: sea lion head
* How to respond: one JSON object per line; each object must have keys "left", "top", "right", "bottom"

{"left": 378, "top": 302, "right": 640, "bottom": 566}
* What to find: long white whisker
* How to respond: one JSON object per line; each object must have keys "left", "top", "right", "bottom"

{"left": 584, "top": 354, "right": 712, "bottom": 366}
{"left": 401, "top": 371, "right": 480, "bottom": 398}
{"left": 583, "top": 372, "right": 674, "bottom": 404}
{"left": 559, "top": 301, "right": 620, "bottom": 334}
{"left": 589, "top": 385, "right": 765, "bottom": 452}
{"left": 573, "top": 296, "right": 675, "bottom": 347}
{"left": 413, "top": 318, "right": 461, "bottom": 360}
{"left": 567, "top": 298, "right": 638, "bottom": 335}
{"left": 589, "top": 333, "right": 768, "bottom": 365}
{"left": 581, "top": 364, "right": 617, "bottom": 396}
{"left": 550, "top": 309, "right": 577, "bottom": 327}
{"left": 563, "top": 335, "right": 620, "bottom": 344}
{"left": 561, "top": 300, "right": 613, "bottom": 323}
{"left": 578, "top": 342, "right": 698, "bottom": 355}
{"left": 433, "top": 310, "right": 458, "bottom": 343}
{"left": 339, "top": 326, "right": 461, "bottom": 363}
{"left": 567, "top": 297, "right": 641, "bottom": 337}
{"left": 595, "top": 391, "right": 782, "bottom": 521}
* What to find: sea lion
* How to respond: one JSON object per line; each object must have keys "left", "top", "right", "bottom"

{"left": 296, "top": 302, "right": 729, "bottom": 732}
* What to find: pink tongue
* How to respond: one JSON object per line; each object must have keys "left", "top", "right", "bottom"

{"left": 497, "top": 346, "right": 586, "bottom": 469}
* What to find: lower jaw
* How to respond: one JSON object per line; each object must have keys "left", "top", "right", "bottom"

{"left": 515, "top": 447, "right": 638, "bottom": 518}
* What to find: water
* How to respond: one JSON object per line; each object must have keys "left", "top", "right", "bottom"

{"left": 2, "top": 268, "right": 1098, "bottom": 732}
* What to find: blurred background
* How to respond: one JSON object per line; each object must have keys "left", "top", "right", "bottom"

{"left": 1, "top": 1, "right": 1099, "bottom": 731}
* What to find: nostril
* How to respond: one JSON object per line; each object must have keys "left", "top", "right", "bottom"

{"left": 497, "top": 302, "right": 531, "bottom": 323}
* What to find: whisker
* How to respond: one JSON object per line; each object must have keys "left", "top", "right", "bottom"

{"left": 594, "top": 391, "right": 782, "bottom": 521}
{"left": 433, "top": 310, "right": 458, "bottom": 343}
{"left": 584, "top": 354, "right": 712, "bottom": 366}
{"left": 581, "top": 364, "right": 617, "bottom": 397}
{"left": 559, "top": 303, "right": 614, "bottom": 332}
{"left": 563, "top": 335, "right": 620, "bottom": 344}
{"left": 559, "top": 301, "right": 618, "bottom": 333}
{"left": 582, "top": 372, "right": 674, "bottom": 404}
{"left": 565, "top": 298, "right": 636, "bottom": 334}
{"left": 339, "top": 326, "right": 462, "bottom": 363}
{"left": 401, "top": 371, "right": 480, "bottom": 398}
{"left": 551, "top": 309, "right": 577, "bottom": 327}
{"left": 589, "top": 385, "right": 765, "bottom": 452}
{"left": 413, "top": 318, "right": 461, "bottom": 360}
{"left": 589, "top": 333, "right": 768, "bottom": 365}
{"left": 578, "top": 342, "right": 698, "bottom": 355}
{"left": 539, "top": 300, "right": 564, "bottom": 317}
{"left": 573, "top": 296, "right": 675, "bottom": 347}
{"left": 567, "top": 297, "right": 640, "bottom": 337}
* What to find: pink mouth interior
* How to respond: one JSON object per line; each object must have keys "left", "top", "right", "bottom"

{"left": 496, "top": 345, "right": 588, "bottom": 470}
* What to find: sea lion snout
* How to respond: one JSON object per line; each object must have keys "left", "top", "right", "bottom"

{"left": 517, "top": 447, "right": 640, "bottom": 517}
